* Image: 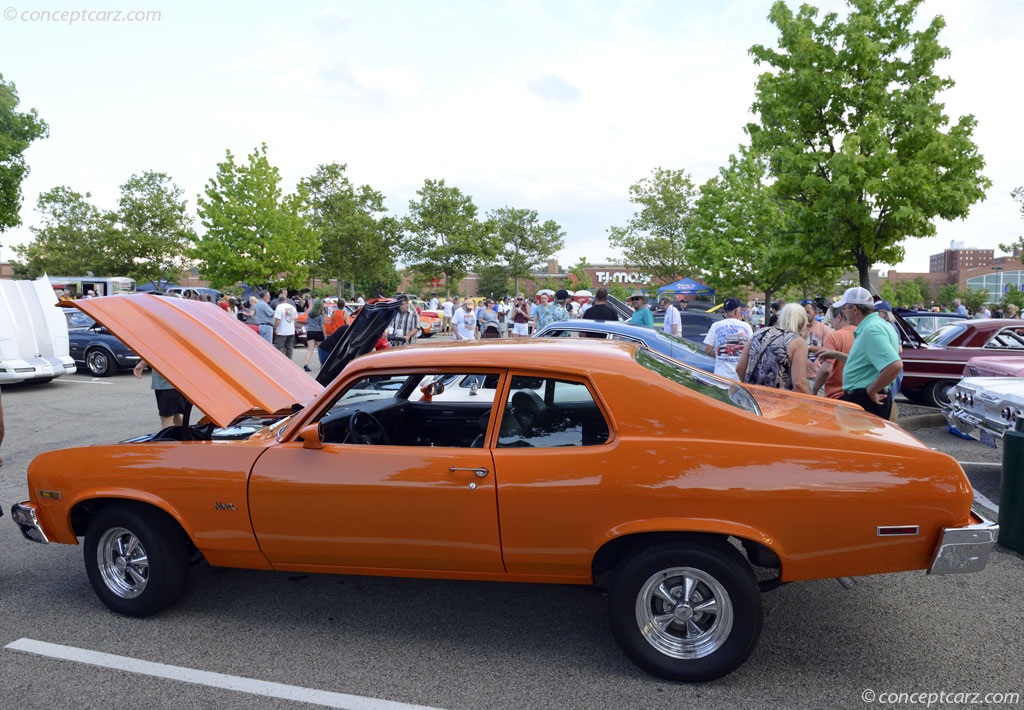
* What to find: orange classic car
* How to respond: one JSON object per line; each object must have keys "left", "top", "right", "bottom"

{"left": 11, "top": 295, "right": 997, "bottom": 682}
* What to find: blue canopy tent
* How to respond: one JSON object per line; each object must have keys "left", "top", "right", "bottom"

{"left": 656, "top": 277, "right": 715, "bottom": 300}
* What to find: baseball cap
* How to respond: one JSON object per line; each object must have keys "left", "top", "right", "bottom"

{"left": 874, "top": 300, "right": 893, "bottom": 312}
{"left": 554, "top": 289, "right": 570, "bottom": 300}
{"left": 834, "top": 286, "right": 874, "bottom": 308}
{"left": 723, "top": 297, "right": 743, "bottom": 312}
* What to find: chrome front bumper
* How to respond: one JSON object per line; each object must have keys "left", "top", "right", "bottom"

{"left": 10, "top": 503, "right": 49, "bottom": 544}
{"left": 927, "top": 515, "right": 998, "bottom": 574}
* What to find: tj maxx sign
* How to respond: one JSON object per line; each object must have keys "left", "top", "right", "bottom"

{"left": 593, "top": 270, "right": 650, "bottom": 285}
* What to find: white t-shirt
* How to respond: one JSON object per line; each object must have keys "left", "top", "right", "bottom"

{"left": 453, "top": 309, "right": 476, "bottom": 340}
{"left": 443, "top": 301, "right": 455, "bottom": 318}
{"left": 662, "top": 304, "right": 681, "bottom": 335}
{"left": 703, "top": 317, "right": 753, "bottom": 380}
{"left": 274, "top": 302, "right": 298, "bottom": 336}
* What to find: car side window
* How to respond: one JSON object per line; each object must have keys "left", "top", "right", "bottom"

{"left": 987, "top": 329, "right": 1024, "bottom": 350}
{"left": 498, "top": 376, "right": 609, "bottom": 448}
{"left": 320, "top": 371, "right": 498, "bottom": 447}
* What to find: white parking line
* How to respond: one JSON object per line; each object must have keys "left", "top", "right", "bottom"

{"left": 5, "top": 638, "right": 444, "bottom": 710}
{"left": 973, "top": 489, "right": 1000, "bottom": 516}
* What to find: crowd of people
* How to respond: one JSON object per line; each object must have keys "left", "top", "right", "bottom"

{"left": 127, "top": 282, "right": 1018, "bottom": 426}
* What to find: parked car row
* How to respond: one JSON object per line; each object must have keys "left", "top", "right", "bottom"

{"left": 892, "top": 313, "right": 1024, "bottom": 407}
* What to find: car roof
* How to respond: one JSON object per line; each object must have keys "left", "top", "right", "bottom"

{"left": 346, "top": 337, "right": 644, "bottom": 379}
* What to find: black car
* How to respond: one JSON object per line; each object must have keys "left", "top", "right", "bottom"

{"left": 64, "top": 310, "right": 142, "bottom": 376}
{"left": 606, "top": 294, "right": 723, "bottom": 343}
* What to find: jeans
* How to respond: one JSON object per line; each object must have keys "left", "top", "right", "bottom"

{"left": 258, "top": 324, "right": 273, "bottom": 343}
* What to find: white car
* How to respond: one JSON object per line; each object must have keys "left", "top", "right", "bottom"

{"left": 0, "top": 277, "right": 76, "bottom": 383}
{"left": 944, "top": 377, "right": 1024, "bottom": 448}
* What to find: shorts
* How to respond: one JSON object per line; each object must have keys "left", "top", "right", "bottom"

{"left": 155, "top": 388, "right": 189, "bottom": 417}
{"left": 306, "top": 330, "right": 324, "bottom": 343}
{"left": 512, "top": 322, "right": 529, "bottom": 336}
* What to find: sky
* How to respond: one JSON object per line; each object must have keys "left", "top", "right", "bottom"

{"left": 1, "top": 0, "right": 1021, "bottom": 276}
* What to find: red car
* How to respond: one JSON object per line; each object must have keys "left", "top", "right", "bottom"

{"left": 894, "top": 314, "right": 1024, "bottom": 407}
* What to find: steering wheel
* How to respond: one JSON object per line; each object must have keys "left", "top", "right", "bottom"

{"left": 348, "top": 410, "right": 390, "bottom": 445}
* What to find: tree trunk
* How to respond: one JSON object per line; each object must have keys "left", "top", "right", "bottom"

{"left": 856, "top": 253, "right": 872, "bottom": 291}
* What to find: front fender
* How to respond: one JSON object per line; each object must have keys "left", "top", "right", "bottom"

{"left": 25, "top": 442, "right": 272, "bottom": 570}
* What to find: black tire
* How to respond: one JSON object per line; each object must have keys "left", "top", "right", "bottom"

{"left": 85, "top": 347, "right": 116, "bottom": 377}
{"left": 83, "top": 504, "right": 190, "bottom": 617}
{"left": 608, "top": 539, "right": 763, "bottom": 682}
{"left": 924, "top": 380, "right": 956, "bottom": 408}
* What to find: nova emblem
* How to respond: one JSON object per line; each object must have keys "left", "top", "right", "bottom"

{"left": 214, "top": 502, "right": 237, "bottom": 511}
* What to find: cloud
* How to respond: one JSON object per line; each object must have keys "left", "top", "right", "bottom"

{"left": 314, "top": 8, "right": 353, "bottom": 38}
{"left": 527, "top": 75, "right": 583, "bottom": 103}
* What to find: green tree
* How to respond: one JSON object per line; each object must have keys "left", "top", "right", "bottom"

{"left": 194, "top": 144, "right": 315, "bottom": 290}
{"left": 748, "top": 0, "right": 990, "bottom": 288}
{"left": 936, "top": 283, "right": 960, "bottom": 310}
{"left": 1001, "top": 285, "right": 1024, "bottom": 314}
{"left": 475, "top": 264, "right": 511, "bottom": 300}
{"left": 403, "top": 179, "right": 492, "bottom": 297}
{"left": 880, "top": 279, "right": 923, "bottom": 308}
{"left": 912, "top": 276, "right": 932, "bottom": 304}
{"left": 690, "top": 151, "right": 835, "bottom": 304}
{"left": 113, "top": 171, "right": 195, "bottom": 287}
{"left": 487, "top": 207, "right": 565, "bottom": 295}
{"left": 0, "top": 74, "right": 48, "bottom": 235}
{"left": 13, "top": 186, "right": 113, "bottom": 276}
{"left": 608, "top": 168, "right": 700, "bottom": 284}
{"left": 962, "top": 287, "right": 988, "bottom": 315}
{"left": 299, "top": 163, "right": 398, "bottom": 298}
{"left": 567, "top": 257, "right": 592, "bottom": 291}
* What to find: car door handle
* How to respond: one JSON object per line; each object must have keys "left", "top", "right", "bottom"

{"left": 449, "top": 467, "right": 489, "bottom": 478}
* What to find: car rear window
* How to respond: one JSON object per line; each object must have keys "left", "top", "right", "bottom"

{"left": 925, "top": 323, "right": 968, "bottom": 346}
{"left": 635, "top": 349, "right": 761, "bottom": 415}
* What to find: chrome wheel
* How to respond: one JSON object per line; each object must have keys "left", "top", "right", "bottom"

{"left": 96, "top": 526, "right": 149, "bottom": 599}
{"left": 86, "top": 348, "right": 113, "bottom": 376}
{"left": 609, "top": 541, "right": 761, "bottom": 681}
{"left": 635, "top": 566, "right": 733, "bottom": 659}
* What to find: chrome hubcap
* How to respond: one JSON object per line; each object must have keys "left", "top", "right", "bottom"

{"left": 635, "top": 566, "right": 733, "bottom": 659}
{"left": 96, "top": 527, "right": 149, "bottom": 599}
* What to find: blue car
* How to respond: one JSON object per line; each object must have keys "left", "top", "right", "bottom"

{"left": 64, "top": 310, "right": 142, "bottom": 376}
{"left": 534, "top": 320, "right": 716, "bottom": 372}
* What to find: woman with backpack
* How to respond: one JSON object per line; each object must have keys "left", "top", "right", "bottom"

{"left": 736, "top": 302, "right": 810, "bottom": 394}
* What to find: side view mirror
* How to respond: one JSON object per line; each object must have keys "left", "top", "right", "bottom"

{"left": 419, "top": 381, "right": 444, "bottom": 401}
{"left": 299, "top": 422, "right": 324, "bottom": 450}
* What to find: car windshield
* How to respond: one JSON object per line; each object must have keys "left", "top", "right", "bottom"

{"left": 635, "top": 348, "right": 761, "bottom": 414}
{"left": 925, "top": 323, "right": 968, "bottom": 346}
{"left": 64, "top": 311, "right": 96, "bottom": 329}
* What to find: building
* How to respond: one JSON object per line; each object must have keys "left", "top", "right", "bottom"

{"left": 929, "top": 241, "right": 993, "bottom": 273}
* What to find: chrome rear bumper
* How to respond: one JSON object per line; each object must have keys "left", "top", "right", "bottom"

{"left": 927, "top": 514, "right": 998, "bottom": 574}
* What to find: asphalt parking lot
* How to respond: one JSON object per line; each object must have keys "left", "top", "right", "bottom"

{"left": 0, "top": 363, "right": 1021, "bottom": 710}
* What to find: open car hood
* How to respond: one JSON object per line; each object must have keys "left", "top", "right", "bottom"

{"left": 315, "top": 299, "right": 402, "bottom": 386}
{"left": 63, "top": 294, "right": 323, "bottom": 427}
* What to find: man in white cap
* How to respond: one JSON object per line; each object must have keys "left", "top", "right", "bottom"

{"left": 818, "top": 286, "right": 902, "bottom": 418}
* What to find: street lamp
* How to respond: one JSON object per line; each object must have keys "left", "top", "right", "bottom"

{"left": 993, "top": 266, "right": 1004, "bottom": 304}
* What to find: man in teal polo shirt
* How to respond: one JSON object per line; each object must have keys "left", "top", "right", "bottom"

{"left": 819, "top": 286, "right": 902, "bottom": 419}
